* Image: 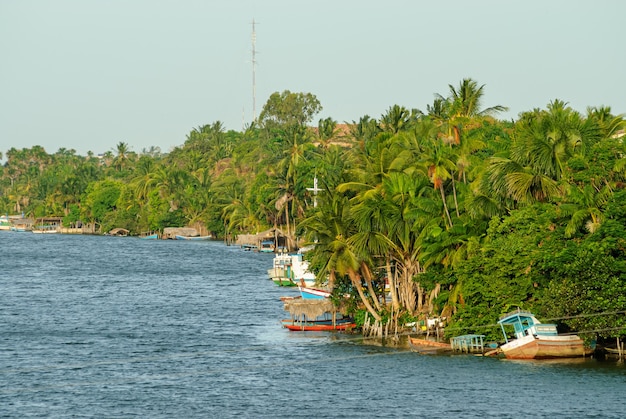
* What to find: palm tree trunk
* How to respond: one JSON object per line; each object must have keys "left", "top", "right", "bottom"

{"left": 451, "top": 174, "right": 460, "bottom": 217}
{"left": 439, "top": 184, "right": 453, "bottom": 228}
{"left": 348, "top": 270, "right": 381, "bottom": 322}
{"left": 285, "top": 202, "right": 291, "bottom": 243}
{"left": 398, "top": 266, "right": 416, "bottom": 314}
{"left": 386, "top": 256, "right": 400, "bottom": 311}
{"left": 361, "top": 262, "right": 382, "bottom": 312}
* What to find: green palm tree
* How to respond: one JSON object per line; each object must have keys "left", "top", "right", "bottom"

{"left": 113, "top": 142, "right": 130, "bottom": 172}
{"left": 561, "top": 183, "right": 611, "bottom": 237}
{"left": 300, "top": 180, "right": 382, "bottom": 322}
{"left": 429, "top": 79, "right": 507, "bottom": 146}
{"left": 487, "top": 100, "right": 597, "bottom": 205}
{"left": 316, "top": 117, "right": 337, "bottom": 149}
{"left": 586, "top": 106, "right": 624, "bottom": 140}
{"left": 380, "top": 105, "right": 420, "bottom": 134}
{"left": 448, "top": 78, "right": 508, "bottom": 119}
{"left": 421, "top": 141, "right": 457, "bottom": 228}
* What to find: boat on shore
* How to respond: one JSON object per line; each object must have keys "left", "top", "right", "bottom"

{"left": 497, "top": 309, "right": 591, "bottom": 359}
{"left": 408, "top": 337, "right": 453, "bottom": 354}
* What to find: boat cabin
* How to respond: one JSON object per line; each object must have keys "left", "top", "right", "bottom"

{"left": 260, "top": 240, "right": 275, "bottom": 253}
{"left": 498, "top": 310, "right": 558, "bottom": 343}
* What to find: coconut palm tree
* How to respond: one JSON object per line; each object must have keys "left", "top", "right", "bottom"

{"left": 561, "top": 183, "right": 612, "bottom": 237}
{"left": 487, "top": 100, "right": 597, "bottom": 205}
{"left": 421, "top": 141, "right": 457, "bottom": 228}
{"left": 299, "top": 179, "right": 382, "bottom": 322}
{"left": 380, "top": 105, "right": 420, "bottom": 134}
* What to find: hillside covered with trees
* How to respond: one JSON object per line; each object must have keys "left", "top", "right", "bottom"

{"left": 2, "top": 79, "right": 626, "bottom": 343}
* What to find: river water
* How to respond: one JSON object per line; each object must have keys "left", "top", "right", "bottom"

{"left": 1, "top": 233, "right": 625, "bottom": 418}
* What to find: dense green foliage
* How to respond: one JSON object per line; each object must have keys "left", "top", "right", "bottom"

{"left": 2, "top": 83, "right": 625, "bottom": 342}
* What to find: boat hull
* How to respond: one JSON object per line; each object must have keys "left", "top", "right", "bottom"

{"left": 500, "top": 334, "right": 589, "bottom": 359}
{"left": 298, "top": 286, "right": 331, "bottom": 299}
{"left": 409, "top": 337, "right": 453, "bottom": 354}
{"left": 268, "top": 267, "right": 296, "bottom": 286}
{"left": 281, "top": 319, "right": 355, "bottom": 332}
{"left": 175, "top": 235, "right": 211, "bottom": 240}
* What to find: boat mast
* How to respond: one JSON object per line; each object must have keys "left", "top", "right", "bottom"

{"left": 306, "top": 177, "right": 321, "bottom": 208}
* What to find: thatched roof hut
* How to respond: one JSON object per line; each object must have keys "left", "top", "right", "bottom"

{"left": 108, "top": 228, "right": 129, "bottom": 236}
{"left": 162, "top": 227, "right": 198, "bottom": 239}
{"left": 282, "top": 298, "right": 347, "bottom": 320}
{"left": 236, "top": 227, "right": 295, "bottom": 252}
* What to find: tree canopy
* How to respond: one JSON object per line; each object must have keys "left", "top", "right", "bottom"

{"left": 2, "top": 80, "right": 625, "bottom": 344}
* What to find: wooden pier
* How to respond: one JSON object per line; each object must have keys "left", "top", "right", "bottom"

{"left": 451, "top": 334, "right": 487, "bottom": 354}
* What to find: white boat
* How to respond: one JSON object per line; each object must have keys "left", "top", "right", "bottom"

{"left": 267, "top": 252, "right": 317, "bottom": 287}
{"left": 498, "top": 310, "right": 591, "bottom": 359}
{"left": 175, "top": 235, "right": 211, "bottom": 240}
{"left": 268, "top": 253, "right": 297, "bottom": 286}
{"left": 0, "top": 215, "right": 11, "bottom": 231}
{"left": 32, "top": 225, "right": 59, "bottom": 234}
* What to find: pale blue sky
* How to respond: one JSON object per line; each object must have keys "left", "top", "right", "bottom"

{"left": 1, "top": 0, "right": 625, "bottom": 157}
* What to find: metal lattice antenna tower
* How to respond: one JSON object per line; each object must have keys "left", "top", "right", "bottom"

{"left": 251, "top": 18, "right": 258, "bottom": 122}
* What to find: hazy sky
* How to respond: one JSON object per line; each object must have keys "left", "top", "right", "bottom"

{"left": 2, "top": 0, "right": 625, "bottom": 158}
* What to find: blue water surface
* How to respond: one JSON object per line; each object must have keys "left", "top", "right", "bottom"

{"left": 1, "top": 233, "right": 625, "bottom": 418}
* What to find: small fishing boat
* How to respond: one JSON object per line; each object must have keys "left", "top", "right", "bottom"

{"left": 260, "top": 240, "right": 275, "bottom": 253}
{"left": 408, "top": 337, "right": 453, "bottom": 354}
{"left": 298, "top": 286, "right": 332, "bottom": 299}
{"left": 497, "top": 309, "right": 591, "bottom": 359}
{"left": 32, "top": 225, "right": 59, "bottom": 234}
{"left": 268, "top": 253, "right": 297, "bottom": 286}
{"left": 268, "top": 252, "right": 316, "bottom": 287}
{"left": 281, "top": 317, "right": 355, "bottom": 332}
{"left": 174, "top": 235, "right": 212, "bottom": 240}
{"left": 0, "top": 215, "right": 11, "bottom": 231}
{"left": 139, "top": 231, "right": 159, "bottom": 240}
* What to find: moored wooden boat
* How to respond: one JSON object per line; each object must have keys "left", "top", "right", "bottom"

{"left": 175, "top": 235, "right": 211, "bottom": 240}
{"left": 268, "top": 252, "right": 317, "bottom": 287}
{"left": 298, "top": 285, "right": 332, "bottom": 299}
{"left": 281, "top": 318, "right": 356, "bottom": 331}
{"left": 140, "top": 232, "right": 159, "bottom": 240}
{"left": 268, "top": 253, "right": 297, "bottom": 286}
{"left": 409, "top": 337, "right": 453, "bottom": 354}
{"left": 498, "top": 309, "right": 591, "bottom": 359}
{"left": 260, "top": 240, "right": 275, "bottom": 252}
{"left": 32, "top": 225, "right": 59, "bottom": 234}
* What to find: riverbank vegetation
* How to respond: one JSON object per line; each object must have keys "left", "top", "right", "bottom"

{"left": 2, "top": 79, "right": 625, "bottom": 343}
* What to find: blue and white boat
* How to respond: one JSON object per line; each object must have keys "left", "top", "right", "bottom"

{"left": 140, "top": 233, "right": 159, "bottom": 240}
{"left": 298, "top": 285, "right": 332, "bottom": 299}
{"left": 497, "top": 309, "right": 591, "bottom": 359}
{"left": 175, "top": 235, "right": 211, "bottom": 240}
